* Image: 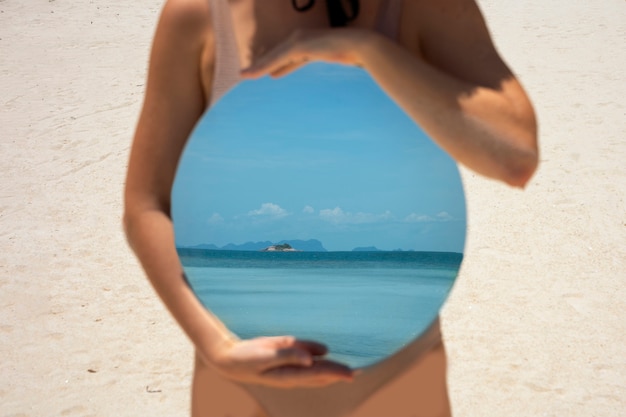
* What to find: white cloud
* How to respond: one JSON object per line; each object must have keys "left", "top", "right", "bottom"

{"left": 436, "top": 211, "right": 454, "bottom": 221}
{"left": 404, "top": 211, "right": 455, "bottom": 223}
{"left": 319, "top": 207, "right": 393, "bottom": 224}
{"left": 248, "top": 203, "right": 289, "bottom": 219}
{"left": 404, "top": 213, "right": 433, "bottom": 223}
{"left": 319, "top": 207, "right": 346, "bottom": 223}
{"left": 207, "top": 213, "right": 224, "bottom": 224}
{"left": 302, "top": 205, "right": 315, "bottom": 214}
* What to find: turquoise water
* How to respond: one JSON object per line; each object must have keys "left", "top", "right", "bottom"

{"left": 179, "top": 249, "right": 461, "bottom": 368}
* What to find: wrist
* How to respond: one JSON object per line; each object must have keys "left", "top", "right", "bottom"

{"left": 210, "top": 331, "right": 238, "bottom": 361}
{"left": 194, "top": 322, "right": 239, "bottom": 367}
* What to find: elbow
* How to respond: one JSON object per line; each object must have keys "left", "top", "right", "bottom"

{"left": 122, "top": 200, "right": 144, "bottom": 249}
{"left": 502, "top": 150, "right": 539, "bottom": 189}
{"left": 122, "top": 197, "right": 171, "bottom": 249}
{"left": 122, "top": 210, "right": 136, "bottom": 248}
{"left": 122, "top": 206, "right": 147, "bottom": 248}
{"left": 498, "top": 122, "right": 539, "bottom": 188}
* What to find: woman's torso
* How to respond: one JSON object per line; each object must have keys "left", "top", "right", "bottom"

{"left": 192, "top": 1, "right": 450, "bottom": 416}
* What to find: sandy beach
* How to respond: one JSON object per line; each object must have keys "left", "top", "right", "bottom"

{"left": 1, "top": 0, "right": 624, "bottom": 416}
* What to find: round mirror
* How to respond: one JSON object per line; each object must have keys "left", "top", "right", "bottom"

{"left": 172, "top": 63, "right": 466, "bottom": 369}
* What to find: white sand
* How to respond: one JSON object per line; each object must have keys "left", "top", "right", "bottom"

{"left": 1, "top": 0, "right": 624, "bottom": 416}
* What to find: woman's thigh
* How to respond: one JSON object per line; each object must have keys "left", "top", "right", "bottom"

{"left": 348, "top": 341, "right": 451, "bottom": 417}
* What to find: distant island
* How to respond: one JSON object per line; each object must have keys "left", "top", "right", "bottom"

{"left": 261, "top": 243, "right": 298, "bottom": 252}
{"left": 352, "top": 246, "right": 382, "bottom": 252}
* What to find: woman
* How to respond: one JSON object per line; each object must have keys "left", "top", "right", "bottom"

{"left": 124, "top": 0, "right": 538, "bottom": 415}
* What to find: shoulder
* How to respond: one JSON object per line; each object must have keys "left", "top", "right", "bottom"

{"left": 159, "top": 0, "right": 212, "bottom": 32}
{"left": 152, "top": 0, "right": 213, "bottom": 65}
{"left": 154, "top": 0, "right": 213, "bottom": 56}
{"left": 140, "top": 0, "right": 216, "bottom": 137}
{"left": 148, "top": 0, "right": 215, "bottom": 98}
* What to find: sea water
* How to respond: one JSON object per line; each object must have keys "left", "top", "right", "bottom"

{"left": 178, "top": 249, "right": 461, "bottom": 368}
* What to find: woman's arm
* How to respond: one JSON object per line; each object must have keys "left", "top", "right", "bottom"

{"left": 241, "top": 0, "right": 538, "bottom": 187}
{"left": 124, "top": 0, "right": 353, "bottom": 387}
{"left": 360, "top": 0, "right": 538, "bottom": 188}
{"left": 124, "top": 0, "right": 232, "bottom": 365}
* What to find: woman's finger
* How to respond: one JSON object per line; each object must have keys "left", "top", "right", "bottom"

{"left": 241, "top": 30, "right": 317, "bottom": 78}
{"left": 256, "top": 337, "right": 329, "bottom": 370}
{"left": 258, "top": 335, "right": 328, "bottom": 356}
{"left": 290, "top": 339, "right": 328, "bottom": 356}
{"left": 269, "top": 58, "right": 310, "bottom": 78}
{"left": 240, "top": 44, "right": 293, "bottom": 78}
{"left": 262, "top": 359, "right": 355, "bottom": 387}
{"left": 242, "top": 52, "right": 309, "bottom": 79}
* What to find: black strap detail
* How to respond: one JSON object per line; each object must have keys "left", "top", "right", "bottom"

{"left": 292, "top": 0, "right": 360, "bottom": 27}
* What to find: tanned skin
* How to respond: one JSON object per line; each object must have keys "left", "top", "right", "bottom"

{"left": 124, "top": 0, "right": 537, "bottom": 415}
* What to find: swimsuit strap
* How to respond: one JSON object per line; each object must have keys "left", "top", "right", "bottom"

{"left": 375, "top": 0, "right": 403, "bottom": 41}
{"left": 208, "top": 0, "right": 241, "bottom": 108}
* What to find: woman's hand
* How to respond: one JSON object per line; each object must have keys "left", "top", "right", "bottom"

{"left": 210, "top": 335, "right": 356, "bottom": 388}
{"left": 240, "top": 28, "right": 373, "bottom": 79}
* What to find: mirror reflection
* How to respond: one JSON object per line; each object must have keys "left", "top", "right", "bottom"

{"left": 172, "top": 63, "right": 466, "bottom": 368}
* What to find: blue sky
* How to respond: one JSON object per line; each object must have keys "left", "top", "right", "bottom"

{"left": 172, "top": 63, "right": 466, "bottom": 252}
